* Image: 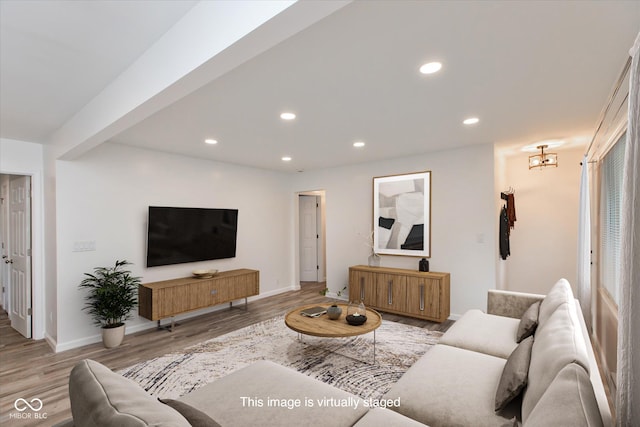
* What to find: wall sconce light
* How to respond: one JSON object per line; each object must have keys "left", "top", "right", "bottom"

{"left": 529, "top": 145, "right": 558, "bottom": 169}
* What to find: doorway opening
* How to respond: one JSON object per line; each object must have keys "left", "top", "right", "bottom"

{"left": 298, "top": 191, "right": 326, "bottom": 288}
{"left": 0, "top": 174, "right": 33, "bottom": 339}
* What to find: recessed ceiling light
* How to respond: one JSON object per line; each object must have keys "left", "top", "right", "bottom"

{"left": 280, "top": 112, "right": 296, "bottom": 120}
{"left": 204, "top": 139, "right": 218, "bottom": 144}
{"left": 463, "top": 117, "right": 480, "bottom": 125}
{"left": 419, "top": 62, "right": 442, "bottom": 74}
{"left": 282, "top": 156, "right": 292, "bottom": 162}
{"left": 353, "top": 141, "right": 365, "bottom": 148}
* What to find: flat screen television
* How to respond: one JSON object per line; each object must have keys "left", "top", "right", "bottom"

{"left": 146, "top": 206, "right": 238, "bottom": 267}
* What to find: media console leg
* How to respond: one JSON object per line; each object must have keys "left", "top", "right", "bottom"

{"left": 229, "top": 298, "right": 249, "bottom": 311}
{"left": 373, "top": 330, "right": 376, "bottom": 365}
{"left": 157, "top": 318, "right": 178, "bottom": 332}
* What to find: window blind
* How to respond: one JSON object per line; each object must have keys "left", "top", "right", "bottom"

{"left": 599, "top": 132, "right": 626, "bottom": 304}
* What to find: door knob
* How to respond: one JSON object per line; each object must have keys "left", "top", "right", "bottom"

{"left": 4, "top": 259, "right": 13, "bottom": 264}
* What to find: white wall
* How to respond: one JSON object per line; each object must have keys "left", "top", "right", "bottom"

{"left": 43, "top": 145, "right": 58, "bottom": 343}
{"left": 293, "top": 143, "right": 497, "bottom": 317}
{"left": 55, "top": 143, "right": 294, "bottom": 350}
{"left": 494, "top": 145, "right": 508, "bottom": 290}
{"left": 501, "top": 146, "right": 584, "bottom": 294}
{"left": 1, "top": 138, "right": 42, "bottom": 172}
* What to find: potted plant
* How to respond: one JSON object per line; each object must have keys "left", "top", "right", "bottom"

{"left": 79, "top": 260, "right": 140, "bottom": 348}
{"left": 319, "top": 285, "right": 347, "bottom": 297}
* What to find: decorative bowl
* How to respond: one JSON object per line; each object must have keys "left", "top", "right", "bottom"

{"left": 192, "top": 269, "right": 218, "bottom": 278}
{"left": 346, "top": 314, "right": 367, "bottom": 326}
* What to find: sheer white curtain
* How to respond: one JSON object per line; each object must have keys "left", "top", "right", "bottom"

{"left": 616, "top": 31, "right": 640, "bottom": 427}
{"left": 577, "top": 155, "right": 591, "bottom": 330}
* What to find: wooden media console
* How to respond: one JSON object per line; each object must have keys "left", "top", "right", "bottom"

{"left": 138, "top": 268, "right": 259, "bottom": 330}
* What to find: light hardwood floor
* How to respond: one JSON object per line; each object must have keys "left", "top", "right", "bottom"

{"left": 0, "top": 282, "right": 453, "bottom": 426}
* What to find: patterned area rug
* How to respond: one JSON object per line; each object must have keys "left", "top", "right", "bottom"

{"left": 120, "top": 316, "right": 441, "bottom": 401}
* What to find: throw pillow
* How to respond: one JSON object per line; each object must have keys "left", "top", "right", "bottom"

{"left": 495, "top": 335, "right": 534, "bottom": 411}
{"left": 516, "top": 301, "right": 540, "bottom": 343}
{"left": 159, "top": 398, "right": 222, "bottom": 427}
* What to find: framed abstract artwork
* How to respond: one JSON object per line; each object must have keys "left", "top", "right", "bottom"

{"left": 373, "top": 171, "right": 431, "bottom": 257}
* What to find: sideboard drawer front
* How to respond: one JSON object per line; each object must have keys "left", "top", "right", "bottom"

{"left": 375, "top": 273, "right": 407, "bottom": 313}
{"left": 348, "top": 269, "right": 376, "bottom": 306}
{"left": 406, "top": 277, "right": 440, "bottom": 319}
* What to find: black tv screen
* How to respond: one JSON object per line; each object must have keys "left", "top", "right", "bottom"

{"left": 146, "top": 206, "right": 238, "bottom": 267}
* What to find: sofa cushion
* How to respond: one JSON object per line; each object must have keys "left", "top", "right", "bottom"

{"left": 439, "top": 309, "right": 519, "bottom": 359}
{"left": 383, "top": 344, "right": 519, "bottom": 427}
{"left": 178, "top": 360, "right": 369, "bottom": 427}
{"left": 524, "top": 363, "right": 603, "bottom": 427}
{"left": 522, "top": 301, "right": 590, "bottom": 422}
{"left": 516, "top": 301, "right": 540, "bottom": 342}
{"left": 159, "top": 399, "right": 221, "bottom": 427}
{"left": 537, "top": 278, "right": 573, "bottom": 328}
{"left": 495, "top": 335, "right": 534, "bottom": 411}
{"left": 353, "top": 407, "right": 427, "bottom": 427}
{"left": 69, "top": 359, "right": 190, "bottom": 427}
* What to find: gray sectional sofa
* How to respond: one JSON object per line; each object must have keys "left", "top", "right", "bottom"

{"left": 383, "top": 278, "right": 611, "bottom": 427}
{"left": 59, "top": 279, "right": 611, "bottom": 427}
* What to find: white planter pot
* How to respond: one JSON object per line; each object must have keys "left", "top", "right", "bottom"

{"left": 102, "top": 324, "right": 125, "bottom": 348}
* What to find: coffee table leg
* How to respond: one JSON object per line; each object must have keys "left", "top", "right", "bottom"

{"left": 373, "top": 329, "right": 376, "bottom": 364}
{"left": 293, "top": 332, "right": 377, "bottom": 365}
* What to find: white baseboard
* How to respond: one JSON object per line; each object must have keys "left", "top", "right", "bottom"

{"left": 254, "top": 285, "right": 299, "bottom": 299}
{"left": 55, "top": 333, "right": 103, "bottom": 353}
{"left": 324, "top": 292, "right": 348, "bottom": 301}
{"left": 53, "top": 284, "right": 300, "bottom": 353}
{"left": 44, "top": 332, "right": 57, "bottom": 352}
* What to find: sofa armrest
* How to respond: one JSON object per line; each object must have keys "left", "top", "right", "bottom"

{"left": 487, "top": 290, "right": 544, "bottom": 319}
{"left": 574, "top": 300, "right": 613, "bottom": 427}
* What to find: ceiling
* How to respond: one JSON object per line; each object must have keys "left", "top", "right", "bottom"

{"left": 1, "top": 1, "right": 638, "bottom": 172}
{"left": 0, "top": 0, "right": 198, "bottom": 142}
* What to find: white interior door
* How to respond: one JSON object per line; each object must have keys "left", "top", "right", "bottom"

{"left": 8, "top": 175, "right": 31, "bottom": 338}
{"left": 299, "top": 195, "right": 319, "bottom": 282}
{"left": 0, "top": 179, "right": 8, "bottom": 310}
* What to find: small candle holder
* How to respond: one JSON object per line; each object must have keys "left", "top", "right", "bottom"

{"left": 346, "top": 301, "right": 367, "bottom": 325}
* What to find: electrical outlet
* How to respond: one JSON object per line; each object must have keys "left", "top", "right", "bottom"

{"left": 73, "top": 241, "right": 96, "bottom": 252}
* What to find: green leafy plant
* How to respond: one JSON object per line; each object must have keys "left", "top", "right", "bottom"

{"left": 319, "top": 285, "right": 347, "bottom": 297}
{"left": 79, "top": 260, "right": 141, "bottom": 329}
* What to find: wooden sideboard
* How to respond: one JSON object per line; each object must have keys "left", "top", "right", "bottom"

{"left": 138, "top": 268, "right": 259, "bottom": 328}
{"left": 349, "top": 265, "right": 450, "bottom": 322}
